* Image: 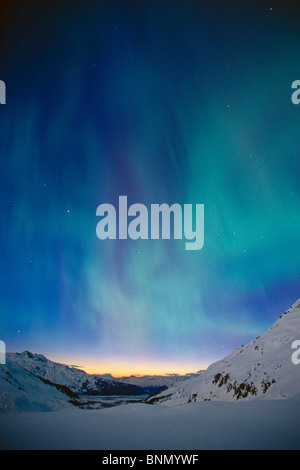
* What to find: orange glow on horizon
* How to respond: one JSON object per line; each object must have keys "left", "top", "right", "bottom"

{"left": 49, "top": 354, "right": 211, "bottom": 378}
{"left": 82, "top": 364, "right": 209, "bottom": 377}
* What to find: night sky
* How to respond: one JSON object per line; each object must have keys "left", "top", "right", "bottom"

{"left": 0, "top": 1, "right": 299, "bottom": 375}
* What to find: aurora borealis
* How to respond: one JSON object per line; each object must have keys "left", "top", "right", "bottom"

{"left": 0, "top": 1, "right": 300, "bottom": 375}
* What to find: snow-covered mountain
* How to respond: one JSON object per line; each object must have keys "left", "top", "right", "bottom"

{"left": 0, "top": 352, "right": 149, "bottom": 412}
{"left": 0, "top": 355, "right": 76, "bottom": 413}
{"left": 148, "top": 299, "right": 300, "bottom": 406}
{"left": 5, "top": 351, "right": 145, "bottom": 396}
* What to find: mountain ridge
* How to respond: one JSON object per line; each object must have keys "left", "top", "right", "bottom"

{"left": 147, "top": 298, "right": 300, "bottom": 405}
{"left": 7, "top": 351, "right": 145, "bottom": 396}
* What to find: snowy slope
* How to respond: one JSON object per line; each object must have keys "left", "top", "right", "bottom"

{"left": 7, "top": 352, "right": 144, "bottom": 396}
{"left": 0, "top": 357, "right": 75, "bottom": 413}
{"left": 149, "top": 299, "right": 300, "bottom": 405}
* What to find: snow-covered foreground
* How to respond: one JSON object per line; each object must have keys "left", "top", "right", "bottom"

{"left": 0, "top": 399, "right": 299, "bottom": 450}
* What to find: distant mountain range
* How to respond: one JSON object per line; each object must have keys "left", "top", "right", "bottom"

{"left": 101, "top": 372, "right": 203, "bottom": 393}
{"left": 147, "top": 299, "right": 300, "bottom": 405}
